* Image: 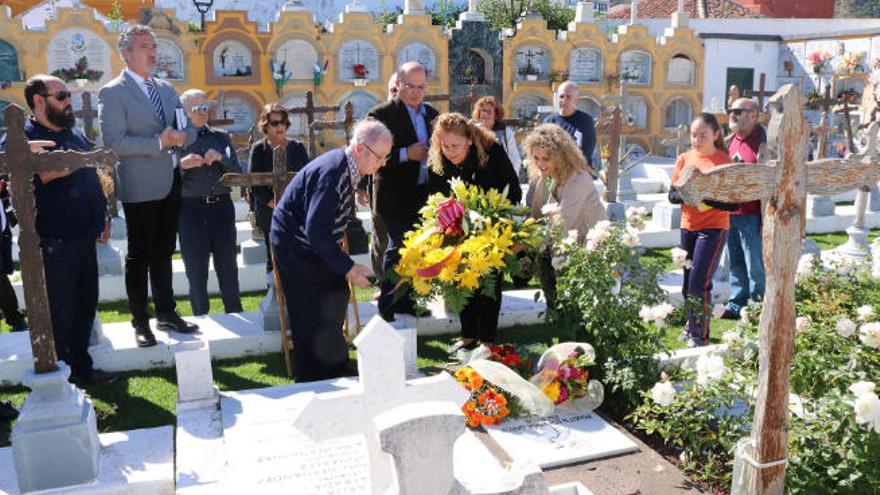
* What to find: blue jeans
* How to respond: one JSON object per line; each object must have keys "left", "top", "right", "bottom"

{"left": 179, "top": 195, "right": 242, "bottom": 315}
{"left": 725, "top": 214, "right": 765, "bottom": 313}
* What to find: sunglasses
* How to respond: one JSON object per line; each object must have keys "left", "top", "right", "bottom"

{"left": 729, "top": 108, "right": 755, "bottom": 116}
{"left": 268, "top": 120, "right": 289, "bottom": 128}
{"left": 42, "top": 91, "right": 72, "bottom": 101}
{"left": 190, "top": 103, "right": 210, "bottom": 112}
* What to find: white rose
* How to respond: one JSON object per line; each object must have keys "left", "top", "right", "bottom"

{"left": 541, "top": 203, "right": 560, "bottom": 216}
{"left": 695, "top": 353, "right": 726, "bottom": 386}
{"left": 622, "top": 228, "right": 640, "bottom": 248}
{"left": 796, "top": 316, "right": 812, "bottom": 334}
{"left": 859, "top": 322, "right": 880, "bottom": 349}
{"left": 671, "top": 247, "right": 688, "bottom": 266}
{"left": 639, "top": 306, "right": 652, "bottom": 322}
{"left": 684, "top": 259, "right": 693, "bottom": 270}
{"left": 857, "top": 305, "right": 875, "bottom": 322}
{"left": 722, "top": 331, "right": 744, "bottom": 349}
{"left": 562, "top": 229, "right": 579, "bottom": 246}
{"left": 836, "top": 318, "right": 857, "bottom": 338}
{"left": 796, "top": 254, "right": 816, "bottom": 278}
{"left": 712, "top": 304, "right": 726, "bottom": 318}
{"left": 740, "top": 307, "right": 750, "bottom": 324}
{"left": 853, "top": 392, "right": 880, "bottom": 434}
{"left": 657, "top": 302, "right": 675, "bottom": 319}
{"left": 849, "top": 381, "right": 877, "bottom": 397}
{"left": 651, "top": 381, "right": 676, "bottom": 407}
{"left": 586, "top": 239, "right": 598, "bottom": 251}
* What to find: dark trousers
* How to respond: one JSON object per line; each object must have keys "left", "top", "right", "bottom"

{"left": 179, "top": 195, "right": 242, "bottom": 315}
{"left": 537, "top": 251, "right": 557, "bottom": 310}
{"left": 369, "top": 212, "right": 388, "bottom": 276}
{"left": 378, "top": 214, "right": 418, "bottom": 315}
{"left": 260, "top": 228, "right": 274, "bottom": 273}
{"left": 42, "top": 237, "right": 98, "bottom": 379}
{"left": 0, "top": 274, "right": 23, "bottom": 327}
{"left": 274, "top": 243, "right": 350, "bottom": 382}
{"left": 681, "top": 228, "right": 728, "bottom": 345}
{"left": 460, "top": 273, "right": 503, "bottom": 342}
{"left": 122, "top": 172, "right": 181, "bottom": 324}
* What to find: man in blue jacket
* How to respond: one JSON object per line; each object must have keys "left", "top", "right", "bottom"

{"left": 270, "top": 119, "right": 392, "bottom": 382}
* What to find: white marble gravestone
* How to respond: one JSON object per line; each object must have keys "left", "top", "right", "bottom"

{"left": 293, "top": 316, "right": 469, "bottom": 494}
{"left": 338, "top": 40, "right": 380, "bottom": 82}
{"left": 155, "top": 38, "right": 184, "bottom": 80}
{"left": 275, "top": 38, "right": 319, "bottom": 80}
{"left": 485, "top": 412, "right": 638, "bottom": 469}
{"left": 397, "top": 42, "right": 436, "bottom": 79}
{"left": 213, "top": 40, "right": 254, "bottom": 78}
{"left": 569, "top": 48, "right": 602, "bottom": 83}
{"left": 46, "top": 28, "right": 113, "bottom": 90}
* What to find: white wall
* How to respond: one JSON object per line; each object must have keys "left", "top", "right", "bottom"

{"left": 701, "top": 38, "right": 779, "bottom": 112}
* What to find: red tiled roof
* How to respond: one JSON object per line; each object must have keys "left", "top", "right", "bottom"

{"left": 606, "top": 0, "right": 763, "bottom": 19}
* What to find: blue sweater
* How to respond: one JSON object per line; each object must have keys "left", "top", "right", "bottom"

{"left": 544, "top": 110, "right": 597, "bottom": 168}
{"left": 270, "top": 149, "right": 355, "bottom": 275}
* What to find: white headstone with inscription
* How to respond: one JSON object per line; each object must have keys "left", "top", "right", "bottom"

{"left": 275, "top": 38, "right": 319, "bottom": 80}
{"left": 485, "top": 412, "right": 638, "bottom": 469}
{"left": 569, "top": 48, "right": 602, "bottom": 83}
{"left": 46, "top": 28, "right": 113, "bottom": 90}
{"left": 338, "top": 40, "right": 380, "bottom": 82}
{"left": 155, "top": 38, "right": 184, "bottom": 80}
{"left": 213, "top": 40, "right": 254, "bottom": 78}
{"left": 397, "top": 42, "right": 437, "bottom": 79}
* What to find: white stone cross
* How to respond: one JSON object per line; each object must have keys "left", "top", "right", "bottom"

{"left": 293, "top": 316, "right": 469, "bottom": 495}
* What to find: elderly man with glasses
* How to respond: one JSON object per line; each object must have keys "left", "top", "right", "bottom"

{"left": 2, "top": 75, "right": 113, "bottom": 385}
{"left": 176, "top": 88, "right": 243, "bottom": 316}
{"left": 270, "top": 119, "right": 392, "bottom": 382}
{"left": 367, "top": 61, "right": 439, "bottom": 322}
{"left": 719, "top": 98, "right": 766, "bottom": 320}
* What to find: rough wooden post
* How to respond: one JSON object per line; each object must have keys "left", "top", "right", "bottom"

{"left": 604, "top": 104, "right": 621, "bottom": 203}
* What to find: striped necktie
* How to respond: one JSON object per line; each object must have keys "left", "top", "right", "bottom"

{"left": 144, "top": 78, "right": 167, "bottom": 128}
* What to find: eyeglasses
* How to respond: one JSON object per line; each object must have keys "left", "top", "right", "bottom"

{"left": 729, "top": 108, "right": 755, "bottom": 116}
{"left": 42, "top": 91, "right": 72, "bottom": 101}
{"left": 190, "top": 103, "right": 210, "bottom": 112}
{"left": 363, "top": 143, "right": 388, "bottom": 163}
{"left": 402, "top": 82, "right": 427, "bottom": 92}
{"left": 268, "top": 120, "right": 289, "bottom": 128}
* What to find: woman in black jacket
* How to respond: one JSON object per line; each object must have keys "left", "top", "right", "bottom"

{"left": 427, "top": 113, "right": 522, "bottom": 353}
{"left": 248, "top": 103, "right": 309, "bottom": 272}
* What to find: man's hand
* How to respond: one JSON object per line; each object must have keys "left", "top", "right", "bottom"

{"left": 97, "top": 216, "right": 111, "bottom": 244}
{"left": 346, "top": 264, "right": 373, "bottom": 289}
{"left": 158, "top": 127, "right": 185, "bottom": 149}
{"left": 356, "top": 189, "right": 369, "bottom": 206}
{"left": 406, "top": 141, "right": 428, "bottom": 162}
{"left": 204, "top": 148, "right": 223, "bottom": 165}
{"left": 181, "top": 153, "right": 205, "bottom": 169}
{"left": 28, "top": 140, "right": 56, "bottom": 153}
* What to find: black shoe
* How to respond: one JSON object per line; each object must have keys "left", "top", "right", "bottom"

{"left": 156, "top": 313, "right": 199, "bottom": 334}
{"left": 0, "top": 401, "right": 18, "bottom": 420}
{"left": 133, "top": 320, "right": 157, "bottom": 348}
{"left": 70, "top": 369, "right": 117, "bottom": 386}
{"left": 379, "top": 308, "right": 395, "bottom": 322}
{"left": 10, "top": 319, "right": 28, "bottom": 332}
{"left": 721, "top": 309, "right": 740, "bottom": 320}
{"left": 396, "top": 306, "right": 429, "bottom": 318}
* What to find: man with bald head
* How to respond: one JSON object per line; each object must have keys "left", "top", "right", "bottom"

{"left": 544, "top": 80, "right": 597, "bottom": 170}
{"left": 720, "top": 97, "right": 766, "bottom": 320}
{"left": 367, "top": 61, "right": 439, "bottom": 321}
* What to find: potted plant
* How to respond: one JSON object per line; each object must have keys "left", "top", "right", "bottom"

{"left": 352, "top": 63, "right": 369, "bottom": 86}
{"left": 519, "top": 63, "right": 540, "bottom": 81}
{"left": 51, "top": 56, "right": 103, "bottom": 86}
{"left": 807, "top": 50, "right": 831, "bottom": 74}
{"left": 783, "top": 59, "right": 794, "bottom": 77}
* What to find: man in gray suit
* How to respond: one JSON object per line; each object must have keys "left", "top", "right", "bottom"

{"left": 99, "top": 25, "right": 198, "bottom": 347}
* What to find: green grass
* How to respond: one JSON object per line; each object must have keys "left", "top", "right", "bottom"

{"left": 805, "top": 228, "right": 880, "bottom": 251}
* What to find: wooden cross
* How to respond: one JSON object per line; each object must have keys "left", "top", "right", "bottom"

{"left": 674, "top": 84, "right": 880, "bottom": 494}
{"left": 287, "top": 91, "right": 340, "bottom": 159}
{"left": 744, "top": 73, "right": 776, "bottom": 113}
{"left": 0, "top": 104, "right": 117, "bottom": 374}
{"left": 811, "top": 85, "right": 836, "bottom": 159}
{"left": 423, "top": 83, "right": 478, "bottom": 113}
{"left": 596, "top": 102, "right": 639, "bottom": 203}
{"left": 221, "top": 144, "right": 297, "bottom": 376}
{"left": 810, "top": 84, "right": 858, "bottom": 154}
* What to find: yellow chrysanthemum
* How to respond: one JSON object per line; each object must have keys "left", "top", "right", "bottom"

{"left": 543, "top": 381, "right": 562, "bottom": 403}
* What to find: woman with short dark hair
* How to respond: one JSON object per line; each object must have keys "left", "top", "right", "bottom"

{"left": 473, "top": 96, "right": 523, "bottom": 181}
{"left": 248, "top": 103, "right": 309, "bottom": 272}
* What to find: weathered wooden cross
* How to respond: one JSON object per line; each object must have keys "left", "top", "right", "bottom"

{"left": 73, "top": 91, "right": 98, "bottom": 141}
{"left": 810, "top": 83, "right": 857, "bottom": 154}
{"left": 0, "top": 104, "right": 117, "bottom": 374}
{"left": 660, "top": 123, "right": 690, "bottom": 157}
{"left": 674, "top": 84, "right": 880, "bottom": 494}
{"left": 596, "top": 102, "right": 639, "bottom": 203}
{"left": 287, "top": 91, "right": 341, "bottom": 159}
{"left": 744, "top": 73, "right": 775, "bottom": 114}
{"left": 811, "top": 85, "right": 836, "bottom": 159}
{"left": 423, "top": 82, "right": 478, "bottom": 114}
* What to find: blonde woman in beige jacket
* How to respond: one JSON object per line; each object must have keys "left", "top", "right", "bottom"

{"left": 523, "top": 124, "right": 606, "bottom": 306}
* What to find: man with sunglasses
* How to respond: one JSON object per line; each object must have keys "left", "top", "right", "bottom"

{"left": 176, "top": 89, "right": 243, "bottom": 316}
{"left": 367, "top": 61, "right": 439, "bottom": 322}
{"left": 99, "top": 25, "right": 198, "bottom": 348}
{"left": 9, "top": 75, "right": 112, "bottom": 385}
{"left": 270, "top": 119, "right": 392, "bottom": 382}
{"left": 720, "top": 98, "right": 766, "bottom": 320}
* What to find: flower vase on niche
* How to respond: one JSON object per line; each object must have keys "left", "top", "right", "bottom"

{"left": 519, "top": 62, "right": 539, "bottom": 82}
{"left": 352, "top": 63, "right": 369, "bottom": 87}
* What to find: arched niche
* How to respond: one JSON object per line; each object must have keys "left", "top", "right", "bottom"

{"left": 619, "top": 50, "right": 651, "bottom": 86}
{"left": 397, "top": 42, "right": 437, "bottom": 80}
{"left": 453, "top": 48, "right": 492, "bottom": 85}
{"left": 217, "top": 94, "right": 258, "bottom": 133}
{"left": 569, "top": 47, "right": 602, "bottom": 83}
{"left": 46, "top": 28, "right": 113, "bottom": 89}
{"left": 515, "top": 45, "right": 549, "bottom": 81}
{"left": 666, "top": 54, "right": 694, "bottom": 85}
{"left": 512, "top": 94, "right": 549, "bottom": 121}
{"left": 281, "top": 94, "right": 309, "bottom": 138}
{"left": 623, "top": 96, "right": 648, "bottom": 128}
{"left": 338, "top": 40, "right": 380, "bottom": 82}
{"left": 213, "top": 40, "right": 254, "bottom": 78}
{"left": 663, "top": 97, "right": 693, "bottom": 129}
{"left": 0, "top": 40, "right": 20, "bottom": 82}
{"left": 155, "top": 38, "right": 184, "bottom": 81}
{"left": 275, "top": 39, "right": 319, "bottom": 81}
